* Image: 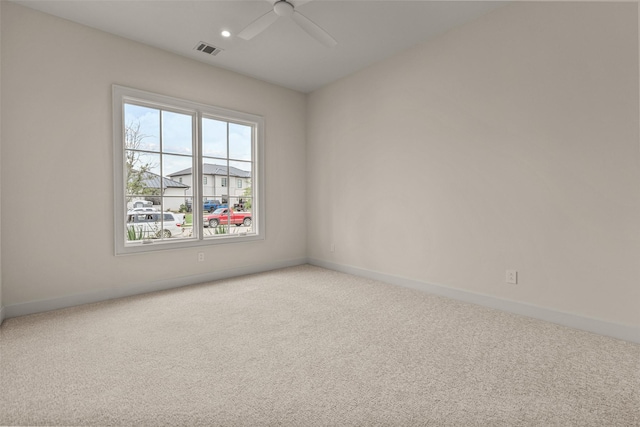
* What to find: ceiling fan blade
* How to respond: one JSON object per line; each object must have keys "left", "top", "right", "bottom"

{"left": 291, "top": 10, "right": 337, "bottom": 48}
{"left": 237, "top": 10, "right": 279, "bottom": 40}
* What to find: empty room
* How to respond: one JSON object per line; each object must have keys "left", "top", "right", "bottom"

{"left": 1, "top": 0, "right": 639, "bottom": 425}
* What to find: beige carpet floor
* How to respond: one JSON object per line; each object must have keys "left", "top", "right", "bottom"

{"left": 1, "top": 265, "right": 639, "bottom": 426}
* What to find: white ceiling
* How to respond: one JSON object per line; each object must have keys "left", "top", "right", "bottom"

{"left": 13, "top": 0, "right": 505, "bottom": 93}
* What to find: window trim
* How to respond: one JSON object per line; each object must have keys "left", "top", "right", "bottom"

{"left": 113, "top": 85, "right": 265, "bottom": 255}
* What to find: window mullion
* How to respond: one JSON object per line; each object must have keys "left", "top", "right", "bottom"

{"left": 195, "top": 112, "right": 203, "bottom": 240}
{"left": 227, "top": 122, "right": 231, "bottom": 227}
{"left": 159, "top": 110, "right": 164, "bottom": 230}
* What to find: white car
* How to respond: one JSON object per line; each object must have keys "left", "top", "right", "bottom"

{"left": 126, "top": 211, "right": 184, "bottom": 239}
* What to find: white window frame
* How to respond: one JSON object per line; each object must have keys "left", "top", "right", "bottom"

{"left": 113, "top": 85, "right": 265, "bottom": 255}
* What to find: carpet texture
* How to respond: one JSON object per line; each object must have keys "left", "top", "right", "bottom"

{"left": 1, "top": 265, "right": 638, "bottom": 426}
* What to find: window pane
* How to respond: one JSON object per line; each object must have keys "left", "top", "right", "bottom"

{"left": 161, "top": 198, "right": 192, "bottom": 239}
{"left": 126, "top": 151, "right": 160, "bottom": 197}
{"left": 202, "top": 117, "right": 227, "bottom": 158}
{"left": 203, "top": 174, "right": 216, "bottom": 199}
{"left": 226, "top": 160, "right": 252, "bottom": 210}
{"left": 162, "top": 111, "right": 193, "bottom": 155}
{"left": 229, "top": 160, "right": 252, "bottom": 175}
{"left": 161, "top": 155, "right": 192, "bottom": 218}
{"left": 233, "top": 196, "right": 252, "bottom": 213}
{"left": 203, "top": 196, "right": 253, "bottom": 237}
{"left": 173, "top": 183, "right": 192, "bottom": 216}
{"left": 125, "top": 214, "right": 157, "bottom": 242}
{"left": 229, "top": 123, "right": 252, "bottom": 161}
{"left": 202, "top": 160, "right": 229, "bottom": 198}
{"left": 125, "top": 205, "right": 190, "bottom": 242}
{"left": 202, "top": 159, "right": 251, "bottom": 199}
{"left": 124, "top": 104, "right": 160, "bottom": 152}
{"left": 163, "top": 154, "right": 192, "bottom": 182}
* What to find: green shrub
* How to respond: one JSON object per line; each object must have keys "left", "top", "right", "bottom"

{"left": 126, "top": 226, "right": 144, "bottom": 241}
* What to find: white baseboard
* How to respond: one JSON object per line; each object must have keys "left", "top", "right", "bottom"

{"left": 308, "top": 258, "right": 640, "bottom": 344}
{"left": 5, "top": 257, "right": 638, "bottom": 344}
{"left": 3, "top": 258, "right": 308, "bottom": 321}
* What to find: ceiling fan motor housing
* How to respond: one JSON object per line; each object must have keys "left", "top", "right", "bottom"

{"left": 274, "top": 1, "right": 294, "bottom": 17}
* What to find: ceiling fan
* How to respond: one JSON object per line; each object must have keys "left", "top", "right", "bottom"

{"left": 237, "top": 0, "right": 337, "bottom": 48}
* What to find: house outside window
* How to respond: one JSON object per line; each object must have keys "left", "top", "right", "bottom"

{"left": 168, "top": 165, "right": 250, "bottom": 211}
{"left": 113, "top": 85, "right": 264, "bottom": 254}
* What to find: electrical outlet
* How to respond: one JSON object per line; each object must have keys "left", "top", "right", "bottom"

{"left": 330, "top": 243, "right": 335, "bottom": 252}
{"left": 198, "top": 252, "right": 205, "bottom": 262}
{"left": 506, "top": 270, "right": 518, "bottom": 284}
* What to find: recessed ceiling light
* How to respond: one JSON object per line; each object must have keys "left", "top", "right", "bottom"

{"left": 221, "top": 30, "right": 231, "bottom": 38}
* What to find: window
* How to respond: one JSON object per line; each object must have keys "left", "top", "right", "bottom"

{"left": 113, "top": 85, "right": 264, "bottom": 254}
{"left": 237, "top": 179, "right": 243, "bottom": 189}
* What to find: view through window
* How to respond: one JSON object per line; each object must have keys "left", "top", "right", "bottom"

{"left": 114, "top": 86, "right": 263, "bottom": 254}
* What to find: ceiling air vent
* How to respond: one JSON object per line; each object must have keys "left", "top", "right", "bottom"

{"left": 194, "top": 41, "right": 223, "bottom": 56}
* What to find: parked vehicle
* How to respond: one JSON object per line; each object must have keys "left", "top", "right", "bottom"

{"left": 126, "top": 211, "right": 184, "bottom": 239}
{"left": 203, "top": 199, "right": 227, "bottom": 213}
{"left": 129, "top": 199, "right": 154, "bottom": 210}
{"left": 204, "top": 208, "right": 252, "bottom": 228}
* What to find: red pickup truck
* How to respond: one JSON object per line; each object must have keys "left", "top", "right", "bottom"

{"left": 204, "top": 208, "right": 252, "bottom": 228}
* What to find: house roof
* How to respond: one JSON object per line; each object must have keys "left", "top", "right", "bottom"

{"left": 138, "top": 171, "right": 190, "bottom": 189}
{"left": 169, "top": 163, "right": 251, "bottom": 179}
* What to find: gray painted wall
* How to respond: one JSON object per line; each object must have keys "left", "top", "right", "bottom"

{"left": 1, "top": 2, "right": 307, "bottom": 310}
{"left": 307, "top": 2, "right": 640, "bottom": 330}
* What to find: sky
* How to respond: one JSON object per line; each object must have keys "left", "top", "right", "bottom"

{"left": 125, "top": 103, "right": 253, "bottom": 179}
